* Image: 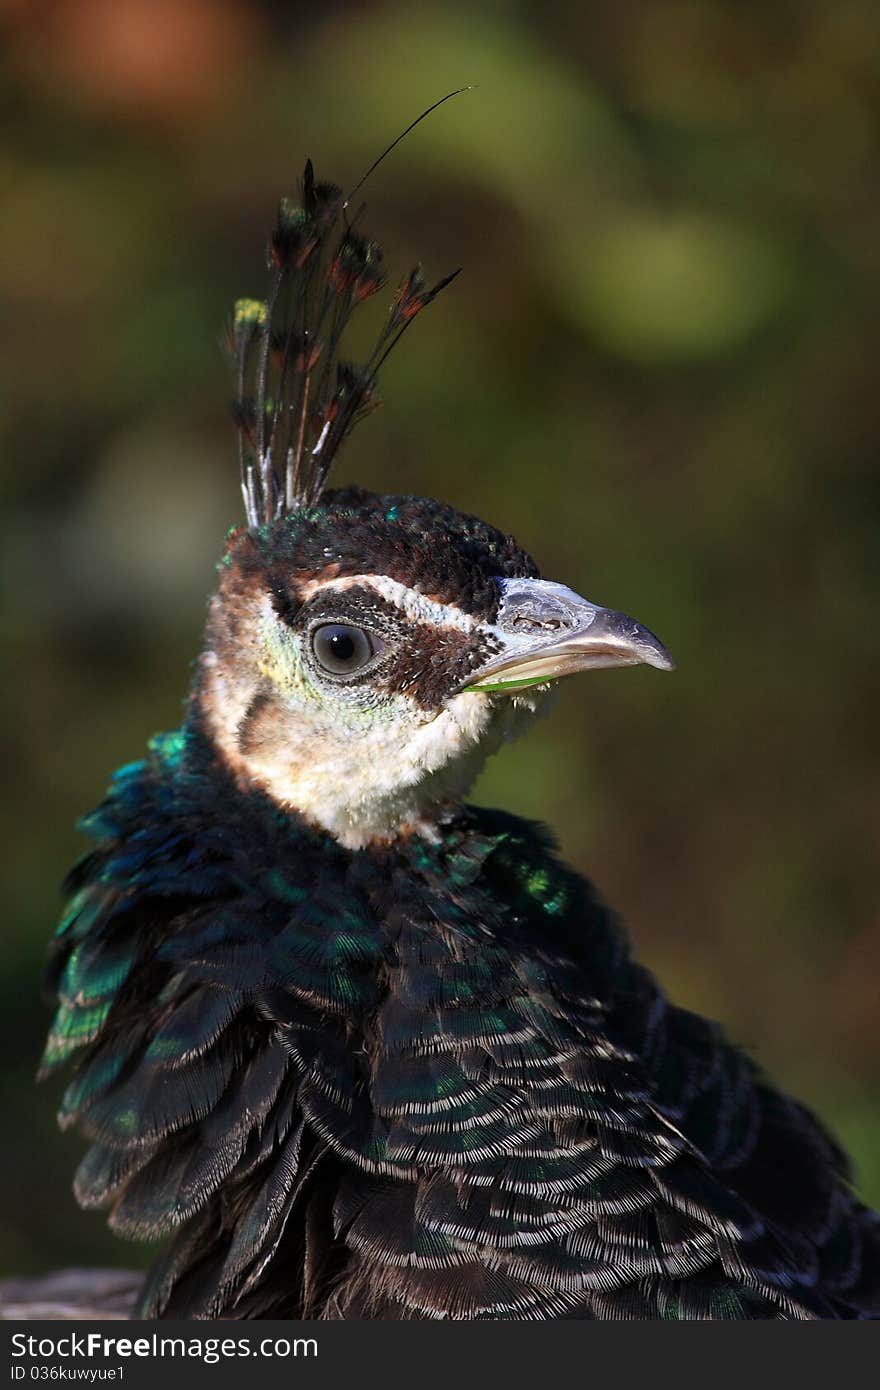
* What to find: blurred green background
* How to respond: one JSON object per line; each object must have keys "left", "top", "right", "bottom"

{"left": 2, "top": 0, "right": 878, "bottom": 1277}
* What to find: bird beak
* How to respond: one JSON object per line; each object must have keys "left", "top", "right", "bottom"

{"left": 462, "top": 578, "right": 674, "bottom": 692}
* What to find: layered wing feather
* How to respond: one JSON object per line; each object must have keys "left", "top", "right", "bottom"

{"left": 43, "top": 730, "right": 880, "bottom": 1319}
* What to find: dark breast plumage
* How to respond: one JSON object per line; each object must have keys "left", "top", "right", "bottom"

{"left": 42, "top": 725, "right": 880, "bottom": 1320}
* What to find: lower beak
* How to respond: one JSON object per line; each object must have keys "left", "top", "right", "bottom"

{"left": 462, "top": 578, "right": 674, "bottom": 692}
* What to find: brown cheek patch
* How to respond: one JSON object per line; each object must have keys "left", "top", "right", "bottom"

{"left": 236, "top": 688, "right": 275, "bottom": 756}
{"left": 374, "top": 628, "right": 503, "bottom": 710}
{"left": 234, "top": 688, "right": 311, "bottom": 792}
{"left": 208, "top": 541, "right": 267, "bottom": 653}
{"left": 197, "top": 552, "right": 270, "bottom": 730}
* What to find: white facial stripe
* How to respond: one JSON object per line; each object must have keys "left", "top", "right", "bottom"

{"left": 298, "top": 573, "right": 479, "bottom": 634}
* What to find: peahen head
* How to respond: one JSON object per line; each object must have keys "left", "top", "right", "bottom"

{"left": 193, "top": 160, "right": 673, "bottom": 849}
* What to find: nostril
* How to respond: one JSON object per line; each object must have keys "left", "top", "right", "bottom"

{"left": 511, "top": 614, "right": 565, "bottom": 632}
{"left": 502, "top": 599, "right": 579, "bottom": 634}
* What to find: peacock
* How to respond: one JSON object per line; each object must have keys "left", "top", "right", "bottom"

{"left": 37, "top": 153, "right": 880, "bottom": 1320}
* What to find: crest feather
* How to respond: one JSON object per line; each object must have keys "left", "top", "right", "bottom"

{"left": 231, "top": 158, "right": 459, "bottom": 526}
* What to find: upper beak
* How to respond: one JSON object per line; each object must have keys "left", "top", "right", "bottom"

{"left": 462, "top": 578, "right": 674, "bottom": 692}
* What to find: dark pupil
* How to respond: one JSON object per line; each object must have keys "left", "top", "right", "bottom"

{"left": 313, "top": 623, "right": 373, "bottom": 675}
{"left": 328, "top": 630, "right": 355, "bottom": 662}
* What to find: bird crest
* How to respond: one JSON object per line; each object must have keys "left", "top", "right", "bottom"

{"left": 231, "top": 135, "right": 460, "bottom": 528}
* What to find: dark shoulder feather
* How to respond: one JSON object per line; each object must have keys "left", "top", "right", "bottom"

{"left": 43, "top": 747, "right": 880, "bottom": 1319}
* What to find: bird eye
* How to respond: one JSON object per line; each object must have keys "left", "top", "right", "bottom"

{"left": 311, "top": 623, "right": 378, "bottom": 676}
